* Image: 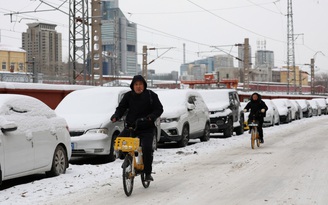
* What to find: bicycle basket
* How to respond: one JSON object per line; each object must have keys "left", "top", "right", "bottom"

{"left": 114, "top": 137, "right": 140, "bottom": 152}
{"left": 248, "top": 122, "right": 258, "bottom": 127}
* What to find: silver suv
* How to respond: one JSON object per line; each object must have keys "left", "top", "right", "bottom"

{"left": 198, "top": 89, "right": 244, "bottom": 137}
{"left": 155, "top": 89, "right": 210, "bottom": 147}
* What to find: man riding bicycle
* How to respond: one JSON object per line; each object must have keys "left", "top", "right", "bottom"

{"left": 111, "top": 75, "right": 163, "bottom": 181}
{"left": 244, "top": 92, "right": 268, "bottom": 143}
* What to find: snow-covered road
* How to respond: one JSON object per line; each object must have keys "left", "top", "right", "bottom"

{"left": 2, "top": 115, "right": 328, "bottom": 205}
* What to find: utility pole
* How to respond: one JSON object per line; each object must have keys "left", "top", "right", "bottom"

{"left": 287, "top": 0, "right": 296, "bottom": 94}
{"left": 69, "top": 0, "right": 90, "bottom": 85}
{"left": 142, "top": 45, "right": 148, "bottom": 80}
{"left": 91, "top": 0, "right": 103, "bottom": 86}
{"left": 243, "top": 38, "right": 250, "bottom": 91}
{"left": 310, "top": 58, "right": 315, "bottom": 95}
{"left": 299, "top": 67, "right": 302, "bottom": 94}
{"left": 113, "top": 9, "right": 119, "bottom": 85}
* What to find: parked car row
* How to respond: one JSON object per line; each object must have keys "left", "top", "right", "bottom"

{"left": 1, "top": 87, "right": 327, "bottom": 186}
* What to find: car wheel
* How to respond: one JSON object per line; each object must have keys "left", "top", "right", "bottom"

{"left": 177, "top": 125, "right": 189, "bottom": 147}
{"left": 223, "top": 118, "right": 233, "bottom": 137}
{"left": 46, "top": 145, "right": 68, "bottom": 177}
{"left": 235, "top": 115, "right": 244, "bottom": 135}
{"left": 275, "top": 117, "right": 280, "bottom": 125}
{"left": 200, "top": 123, "right": 210, "bottom": 142}
{"left": 107, "top": 132, "right": 119, "bottom": 162}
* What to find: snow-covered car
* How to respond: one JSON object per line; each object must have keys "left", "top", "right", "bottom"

{"left": 155, "top": 89, "right": 210, "bottom": 147}
{"left": 56, "top": 87, "right": 125, "bottom": 161}
{"left": 240, "top": 102, "right": 250, "bottom": 131}
{"left": 271, "top": 98, "right": 292, "bottom": 123}
{"left": 198, "top": 89, "right": 244, "bottom": 137}
{"left": 312, "top": 98, "right": 328, "bottom": 115}
{"left": 262, "top": 99, "right": 280, "bottom": 126}
{"left": 290, "top": 99, "right": 302, "bottom": 119}
{"left": 308, "top": 99, "right": 321, "bottom": 116}
{"left": 295, "top": 99, "right": 312, "bottom": 118}
{"left": 0, "top": 94, "right": 71, "bottom": 185}
{"left": 56, "top": 87, "right": 162, "bottom": 161}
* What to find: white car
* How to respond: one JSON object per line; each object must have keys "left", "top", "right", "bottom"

{"left": 262, "top": 99, "right": 280, "bottom": 126}
{"left": 56, "top": 87, "right": 127, "bottom": 161}
{"left": 309, "top": 99, "right": 321, "bottom": 116}
{"left": 295, "top": 99, "right": 312, "bottom": 118}
{"left": 0, "top": 94, "right": 71, "bottom": 185}
{"left": 271, "top": 98, "right": 292, "bottom": 123}
{"left": 312, "top": 98, "right": 327, "bottom": 115}
{"left": 240, "top": 102, "right": 250, "bottom": 131}
{"left": 290, "top": 99, "right": 302, "bottom": 120}
{"left": 56, "top": 87, "right": 162, "bottom": 161}
{"left": 155, "top": 89, "right": 210, "bottom": 147}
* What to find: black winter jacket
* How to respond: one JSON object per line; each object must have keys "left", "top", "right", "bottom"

{"left": 112, "top": 75, "right": 163, "bottom": 131}
{"left": 244, "top": 92, "right": 268, "bottom": 120}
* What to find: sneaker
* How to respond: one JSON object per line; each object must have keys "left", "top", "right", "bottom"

{"left": 145, "top": 174, "right": 154, "bottom": 181}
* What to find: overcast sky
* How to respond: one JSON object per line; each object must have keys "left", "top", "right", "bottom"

{"left": 1, "top": 0, "right": 327, "bottom": 75}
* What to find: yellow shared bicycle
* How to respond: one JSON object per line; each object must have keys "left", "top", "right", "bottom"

{"left": 248, "top": 114, "right": 260, "bottom": 149}
{"left": 114, "top": 119, "right": 151, "bottom": 196}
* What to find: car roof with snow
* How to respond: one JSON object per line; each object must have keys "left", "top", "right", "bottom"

{"left": 55, "top": 87, "right": 129, "bottom": 115}
{"left": 154, "top": 89, "right": 203, "bottom": 106}
{"left": 0, "top": 94, "right": 55, "bottom": 118}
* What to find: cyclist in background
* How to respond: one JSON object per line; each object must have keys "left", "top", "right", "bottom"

{"left": 244, "top": 92, "right": 268, "bottom": 143}
{"left": 111, "top": 75, "right": 163, "bottom": 181}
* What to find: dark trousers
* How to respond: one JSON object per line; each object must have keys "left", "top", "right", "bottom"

{"left": 119, "top": 128, "right": 154, "bottom": 175}
{"left": 258, "top": 120, "right": 264, "bottom": 139}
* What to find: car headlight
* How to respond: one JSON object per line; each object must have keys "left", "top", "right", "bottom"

{"left": 86, "top": 128, "right": 108, "bottom": 134}
{"left": 160, "top": 117, "right": 180, "bottom": 123}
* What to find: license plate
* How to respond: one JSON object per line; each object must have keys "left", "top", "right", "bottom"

{"left": 248, "top": 123, "right": 258, "bottom": 126}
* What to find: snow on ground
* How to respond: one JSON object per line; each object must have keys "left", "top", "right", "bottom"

{"left": 1, "top": 115, "right": 328, "bottom": 205}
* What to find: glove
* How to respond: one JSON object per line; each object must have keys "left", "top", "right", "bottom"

{"left": 110, "top": 114, "right": 118, "bottom": 122}
{"left": 146, "top": 114, "right": 156, "bottom": 122}
{"left": 243, "top": 109, "right": 247, "bottom": 113}
{"left": 261, "top": 109, "right": 265, "bottom": 113}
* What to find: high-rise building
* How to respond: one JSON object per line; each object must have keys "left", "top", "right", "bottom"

{"left": 255, "top": 50, "right": 274, "bottom": 69}
{"left": 101, "top": 0, "right": 138, "bottom": 76}
{"left": 214, "top": 54, "right": 234, "bottom": 68}
{"left": 22, "top": 22, "right": 62, "bottom": 77}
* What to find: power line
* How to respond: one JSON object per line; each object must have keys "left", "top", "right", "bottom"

{"left": 186, "top": 0, "right": 285, "bottom": 44}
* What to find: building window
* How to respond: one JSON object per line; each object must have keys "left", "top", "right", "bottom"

{"left": 2, "top": 62, "right": 6, "bottom": 70}
{"left": 10, "top": 62, "right": 15, "bottom": 71}
{"left": 19, "top": 63, "right": 24, "bottom": 71}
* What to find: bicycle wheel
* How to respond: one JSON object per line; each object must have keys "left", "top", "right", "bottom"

{"left": 250, "top": 127, "right": 256, "bottom": 149}
{"left": 141, "top": 173, "right": 150, "bottom": 188}
{"left": 255, "top": 127, "right": 260, "bottom": 147}
{"left": 122, "top": 155, "right": 134, "bottom": 196}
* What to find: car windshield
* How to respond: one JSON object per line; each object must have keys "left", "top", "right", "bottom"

{"left": 156, "top": 91, "right": 186, "bottom": 107}
{"left": 56, "top": 89, "right": 121, "bottom": 115}
{"left": 199, "top": 91, "right": 230, "bottom": 104}
{"left": 272, "top": 99, "right": 287, "bottom": 107}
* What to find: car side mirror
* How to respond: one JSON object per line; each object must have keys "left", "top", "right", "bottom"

{"left": 187, "top": 103, "right": 195, "bottom": 111}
